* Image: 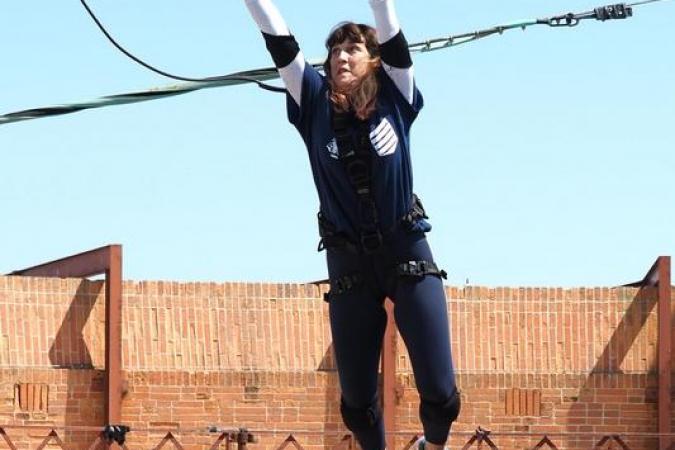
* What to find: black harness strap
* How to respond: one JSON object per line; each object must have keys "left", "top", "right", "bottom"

{"left": 332, "top": 110, "right": 383, "bottom": 253}
{"left": 323, "top": 273, "right": 364, "bottom": 302}
{"left": 397, "top": 260, "right": 448, "bottom": 280}
{"left": 401, "top": 193, "right": 428, "bottom": 227}
{"left": 317, "top": 211, "right": 359, "bottom": 253}
{"left": 318, "top": 193, "right": 429, "bottom": 253}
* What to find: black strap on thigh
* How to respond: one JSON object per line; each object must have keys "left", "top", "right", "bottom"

{"left": 323, "top": 273, "right": 363, "bottom": 302}
{"left": 396, "top": 260, "right": 447, "bottom": 280}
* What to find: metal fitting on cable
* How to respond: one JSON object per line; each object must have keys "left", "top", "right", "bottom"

{"left": 594, "top": 3, "right": 633, "bottom": 20}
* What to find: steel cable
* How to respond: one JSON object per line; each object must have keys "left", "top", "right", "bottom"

{"left": 0, "top": 0, "right": 669, "bottom": 126}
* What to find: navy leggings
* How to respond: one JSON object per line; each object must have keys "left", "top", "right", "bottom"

{"left": 326, "top": 230, "right": 458, "bottom": 450}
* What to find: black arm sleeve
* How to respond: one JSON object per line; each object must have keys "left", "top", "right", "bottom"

{"left": 262, "top": 32, "right": 300, "bottom": 69}
{"left": 379, "top": 30, "right": 412, "bottom": 69}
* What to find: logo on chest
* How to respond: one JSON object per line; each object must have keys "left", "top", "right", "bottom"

{"left": 370, "top": 117, "right": 399, "bottom": 156}
{"left": 326, "top": 138, "right": 340, "bottom": 159}
{"left": 325, "top": 117, "right": 399, "bottom": 159}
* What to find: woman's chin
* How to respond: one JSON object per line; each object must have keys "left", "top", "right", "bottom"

{"left": 334, "top": 74, "right": 357, "bottom": 90}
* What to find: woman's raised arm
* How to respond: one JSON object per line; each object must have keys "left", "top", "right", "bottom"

{"left": 244, "top": 0, "right": 306, "bottom": 105}
{"left": 368, "top": 0, "right": 415, "bottom": 105}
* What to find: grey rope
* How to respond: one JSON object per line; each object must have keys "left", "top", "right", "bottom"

{"left": 0, "top": 1, "right": 668, "bottom": 126}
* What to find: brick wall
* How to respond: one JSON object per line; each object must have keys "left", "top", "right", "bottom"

{"left": 0, "top": 275, "right": 671, "bottom": 450}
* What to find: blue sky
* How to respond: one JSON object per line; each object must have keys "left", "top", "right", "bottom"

{"left": 1, "top": 0, "right": 673, "bottom": 287}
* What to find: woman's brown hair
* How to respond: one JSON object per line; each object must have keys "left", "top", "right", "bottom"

{"left": 324, "top": 22, "right": 381, "bottom": 120}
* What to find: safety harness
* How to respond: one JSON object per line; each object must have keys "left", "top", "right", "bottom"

{"left": 320, "top": 109, "right": 447, "bottom": 301}
{"left": 333, "top": 110, "right": 383, "bottom": 252}
{"left": 318, "top": 109, "right": 429, "bottom": 254}
{"left": 322, "top": 261, "right": 447, "bottom": 303}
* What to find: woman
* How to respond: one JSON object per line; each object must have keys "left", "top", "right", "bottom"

{"left": 243, "top": 1, "right": 460, "bottom": 449}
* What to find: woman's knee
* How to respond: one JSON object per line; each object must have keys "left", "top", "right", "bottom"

{"left": 340, "top": 396, "right": 383, "bottom": 433}
{"left": 419, "top": 388, "right": 461, "bottom": 425}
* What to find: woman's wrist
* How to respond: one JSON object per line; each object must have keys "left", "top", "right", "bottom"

{"left": 244, "top": 0, "right": 291, "bottom": 36}
{"left": 369, "top": 0, "right": 400, "bottom": 43}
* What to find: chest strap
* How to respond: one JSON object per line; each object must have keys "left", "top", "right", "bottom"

{"left": 332, "top": 110, "right": 383, "bottom": 253}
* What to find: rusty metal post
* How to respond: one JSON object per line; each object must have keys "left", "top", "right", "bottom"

{"left": 11, "top": 245, "right": 124, "bottom": 426}
{"left": 657, "top": 256, "right": 671, "bottom": 450}
{"left": 153, "top": 432, "right": 184, "bottom": 450}
{"left": 235, "top": 428, "right": 255, "bottom": 450}
{"left": 382, "top": 299, "right": 397, "bottom": 450}
{"left": 0, "top": 427, "right": 18, "bottom": 450}
{"left": 106, "top": 246, "right": 123, "bottom": 425}
{"left": 592, "top": 435, "right": 630, "bottom": 450}
{"left": 35, "top": 430, "right": 67, "bottom": 450}
{"left": 532, "top": 436, "right": 559, "bottom": 450}
{"left": 461, "top": 428, "right": 499, "bottom": 450}
{"left": 274, "top": 435, "right": 306, "bottom": 450}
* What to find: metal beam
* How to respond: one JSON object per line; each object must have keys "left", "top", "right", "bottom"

{"left": 657, "top": 256, "right": 671, "bottom": 450}
{"left": 105, "top": 246, "right": 123, "bottom": 424}
{"left": 382, "top": 299, "right": 397, "bottom": 450}
{"left": 11, "top": 245, "right": 118, "bottom": 278}
{"left": 11, "top": 245, "right": 123, "bottom": 426}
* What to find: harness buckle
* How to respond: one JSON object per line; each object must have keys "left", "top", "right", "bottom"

{"left": 402, "top": 194, "right": 429, "bottom": 225}
{"left": 403, "top": 261, "right": 426, "bottom": 279}
{"left": 326, "top": 274, "right": 363, "bottom": 302}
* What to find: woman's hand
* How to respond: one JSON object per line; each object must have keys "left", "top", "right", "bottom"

{"left": 243, "top": 0, "right": 305, "bottom": 106}
{"left": 244, "top": 0, "right": 291, "bottom": 36}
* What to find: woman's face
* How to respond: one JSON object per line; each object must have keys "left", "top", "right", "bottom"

{"left": 329, "top": 39, "right": 372, "bottom": 91}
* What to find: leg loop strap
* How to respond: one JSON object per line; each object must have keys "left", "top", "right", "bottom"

{"left": 397, "top": 260, "right": 447, "bottom": 280}
{"left": 323, "top": 273, "right": 363, "bottom": 302}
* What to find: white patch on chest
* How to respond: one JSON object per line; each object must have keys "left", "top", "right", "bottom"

{"left": 369, "top": 117, "right": 399, "bottom": 156}
{"left": 325, "top": 118, "right": 399, "bottom": 159}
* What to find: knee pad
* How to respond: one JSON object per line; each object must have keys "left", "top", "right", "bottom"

{"left": 340, "top": 398, "right": 382, "bottom": 432}
{"left": 420, "top": 389, "right": 461, "bottom": 424}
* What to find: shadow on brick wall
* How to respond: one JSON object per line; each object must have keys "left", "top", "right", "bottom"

{"left": 567, "top": 286, "right": 658, "bottom": 449}
{"left": 48, "top": 280, "right": 104, "bottom": 446}
{"left": 319, "top": 343, "right": 342, "bottom": 437}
